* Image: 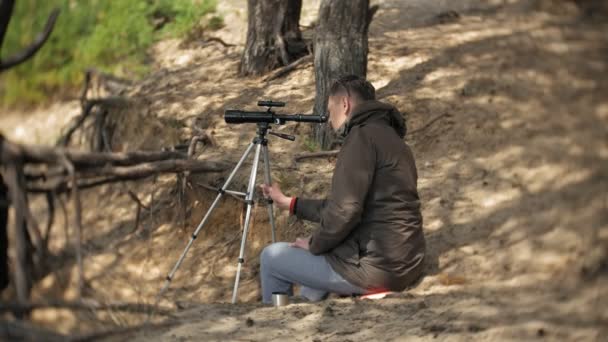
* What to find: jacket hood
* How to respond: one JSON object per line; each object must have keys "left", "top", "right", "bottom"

{"left": 343, "top": 100, "right": 407, "bottom": 138}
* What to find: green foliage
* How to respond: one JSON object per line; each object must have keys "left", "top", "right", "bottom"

{"left": 0, "top": 0, "right": 216, "bottom": 108}
{"left": 155, "top": 0, "right": 217, "bottom": 37}
{"left": 206, "top": 15, "right": 225, "bottom": 31}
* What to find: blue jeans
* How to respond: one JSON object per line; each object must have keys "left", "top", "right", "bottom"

{"left": 260, "top": 242, "right": 367, "bottom": 303}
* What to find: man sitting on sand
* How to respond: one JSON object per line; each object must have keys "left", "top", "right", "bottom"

{"left": 259, "top": 75, "right": 426, "bottom": 303}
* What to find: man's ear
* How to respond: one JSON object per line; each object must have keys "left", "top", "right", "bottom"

{"left": 341, "top": 96, "right": 351, "bottom": 116}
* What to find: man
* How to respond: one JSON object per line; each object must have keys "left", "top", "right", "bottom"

{"left": 259, "top": 75, "right": 425, "bottom": 303}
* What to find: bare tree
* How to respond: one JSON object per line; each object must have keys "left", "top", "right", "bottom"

{"left": 0, "top": 0, "right": 60, "bottom": 72}
{"left": 312, "top": 0, "right": 377, "bottom": 149}
{"left": 0, "top": 0, "right": 60, "bottom": 308}
{"left": 240, "top": 0, "right": 307, "bottom": 76}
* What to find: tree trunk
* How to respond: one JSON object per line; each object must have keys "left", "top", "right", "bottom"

{"left": 312, "top": 0, "right": 374, "bottom": 149}
{"left": 0, "top": 0, "right": 15, "bottom": 51}
{"left": 240, "top": 0, "right": 305, "bottom": 76}
{"left": 0, "top": 175, "right": 8, "bottom": 291}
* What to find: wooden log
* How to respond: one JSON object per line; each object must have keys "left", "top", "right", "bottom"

{"left": 26, "top": 159, "right": 229, "bottom": 193}
{"left": 0, "top": 300, "right": 174, "bottom": 316}
{"left": 3, "top": 142, "right": 187, "bottom": 167}
{"left": 294, "top": 150, "right": 339, "bottom": 162}
{"left": 0, "top": 320, "right": 66, "bottom": 342}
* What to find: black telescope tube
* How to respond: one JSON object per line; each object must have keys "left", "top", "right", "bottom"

{"left": 224, "top": 110, "right": 327, "bottom": 124}
{"left": 224, "top": 110, "right": 272, "bottom": 124}
{"left": 275, "top": 114, "right": 327, "bottom": 123}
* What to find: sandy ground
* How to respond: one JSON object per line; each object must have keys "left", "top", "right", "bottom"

{"left": 0, "top": 0, "right": 607, "bottom": 340}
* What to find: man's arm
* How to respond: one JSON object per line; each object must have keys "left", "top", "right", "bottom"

{"left": 309, "top": 127, "right": 376, "bottom": 255}
{"left": 294, "top": 198, "right": 327, "bottom": 223}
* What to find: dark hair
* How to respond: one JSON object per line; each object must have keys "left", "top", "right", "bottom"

{"left": 329, "top": 75, "right": 376, "bottom": 101}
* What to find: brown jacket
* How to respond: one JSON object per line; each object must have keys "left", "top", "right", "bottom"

{"left": 295, "top": 100, "right": 426, "bottom": 292}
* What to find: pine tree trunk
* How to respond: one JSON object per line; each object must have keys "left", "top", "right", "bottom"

{"left": 312, "top": 0, "right": 374, "bottom": 149}
{"left": 240, "top": 0, "right": 305, "bottom": 76}
{"left": 0, "top": 175, "right": 8, "bottom": 291}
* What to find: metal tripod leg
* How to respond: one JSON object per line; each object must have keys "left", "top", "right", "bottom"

{"left": 261, "top": 143, "right": 276, "bottom": 243}
{"left": 156, "top": 141, "right": 256, "bottom": 300}
{"left": 231, "top": 142, "right": 262, "bottom": 304}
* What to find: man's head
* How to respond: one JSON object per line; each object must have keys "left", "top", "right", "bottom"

{"left": 327, "top": 75, "right": 376, "bottom": 130}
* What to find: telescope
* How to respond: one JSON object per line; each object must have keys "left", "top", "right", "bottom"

{"left": 159, "top": 100, "right": 327, "bottom": 304}
{"left": 224, "top": 100, "right": 327, "bottom": 125}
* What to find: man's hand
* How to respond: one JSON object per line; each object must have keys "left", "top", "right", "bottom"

{"left": 259, "top": 183, "right": 292, "bottom": 210}
{"left": 289, "top": 236, "right": 310, "bottom": 250}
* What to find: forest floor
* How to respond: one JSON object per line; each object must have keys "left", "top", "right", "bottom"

{"left": 0, "top": 0, "right": 607, "bottom": 341}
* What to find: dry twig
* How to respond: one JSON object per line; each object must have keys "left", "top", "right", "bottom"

{"left": 293, "top": 149, "right": 339, "bottom": 162}
{"left": 407, "top": 113, "right": 450, "bottom": 136}
{"left": 263, "top": 54, "right": 313, "bottom": 82}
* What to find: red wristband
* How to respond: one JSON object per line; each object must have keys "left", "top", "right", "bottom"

{"left": 289, "top": 197, "right": 297, "bottom": 215}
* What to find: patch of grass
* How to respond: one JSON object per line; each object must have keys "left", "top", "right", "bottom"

{"left": 0, "top": 0, "right": 216, "bottom": 108}
{"left": 301, "top": 137, "right": 320, "bottom": 152}
{"left": 275, "top": 171, "right": 300, "bottom": 193}
{"left": 206, "top": 15, "right": 225, "bottom": 31}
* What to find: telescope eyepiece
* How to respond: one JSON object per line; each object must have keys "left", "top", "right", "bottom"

{"left": 258, "top": 100, "right": 285, "bottom": 107}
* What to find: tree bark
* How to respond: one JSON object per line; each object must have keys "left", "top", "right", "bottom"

{"left": 240, "top": 0, "right": 305, "bottom": 76}
{"left": 312, "top": 0, "right": 375, "bottom": 149}
{"left": 0, "top": 174, "right": 8, "bottom": 291}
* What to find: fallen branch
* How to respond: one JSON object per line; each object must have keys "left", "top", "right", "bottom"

{"left": 294, "top": 149, "right": 339, "bottom": 162}
{"left": 0, "top": 320, "right": 66, "bottom": 342}
{"left": 127, "top": 190, "right": 150, "bottom": 211}
{"left": 0, "top": 6, "right": 60, "bottom": 72}
{"left": 57, "top": 99, "right": 98, "bottom": 147}
{"left": 59, "top": 154, "right": 84, "bottom": 299}
{"left": 86, "top": 67, "right": 134, "bottom": 96}
{"left": 73, "top": 320, "right": 179, "bottom": 342}
{"left": 58, "top": 68, "right": 131, "bottom": 147}
{"left": 203, "top": 36, "right": 236, "bottom": 48}
{"left": 81, "top": 159, "right": 228, "bottom": 178}
{"left": 4, "top": 136, "right": 187, "bottom": 167}
{"left": 42, "top": 191, "right": 55, "bottom": 250}
{"left": 57, "top": 194, "right": 69, "bottom": 246}
{"left": 263, "top": 54, "right": 313, "bottom": 82}
{"left": 407, "top": 113, "right": 450, "bottom": 136}
{"left": 0, "top": 300, "right": 174, "bottom": 316}
{"left": 27, "top": 159, "right": 229, "bottom": 193}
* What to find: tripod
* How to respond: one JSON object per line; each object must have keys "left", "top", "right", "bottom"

{"left": 157, "top": 122, "right": 294, "bottom": 304}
